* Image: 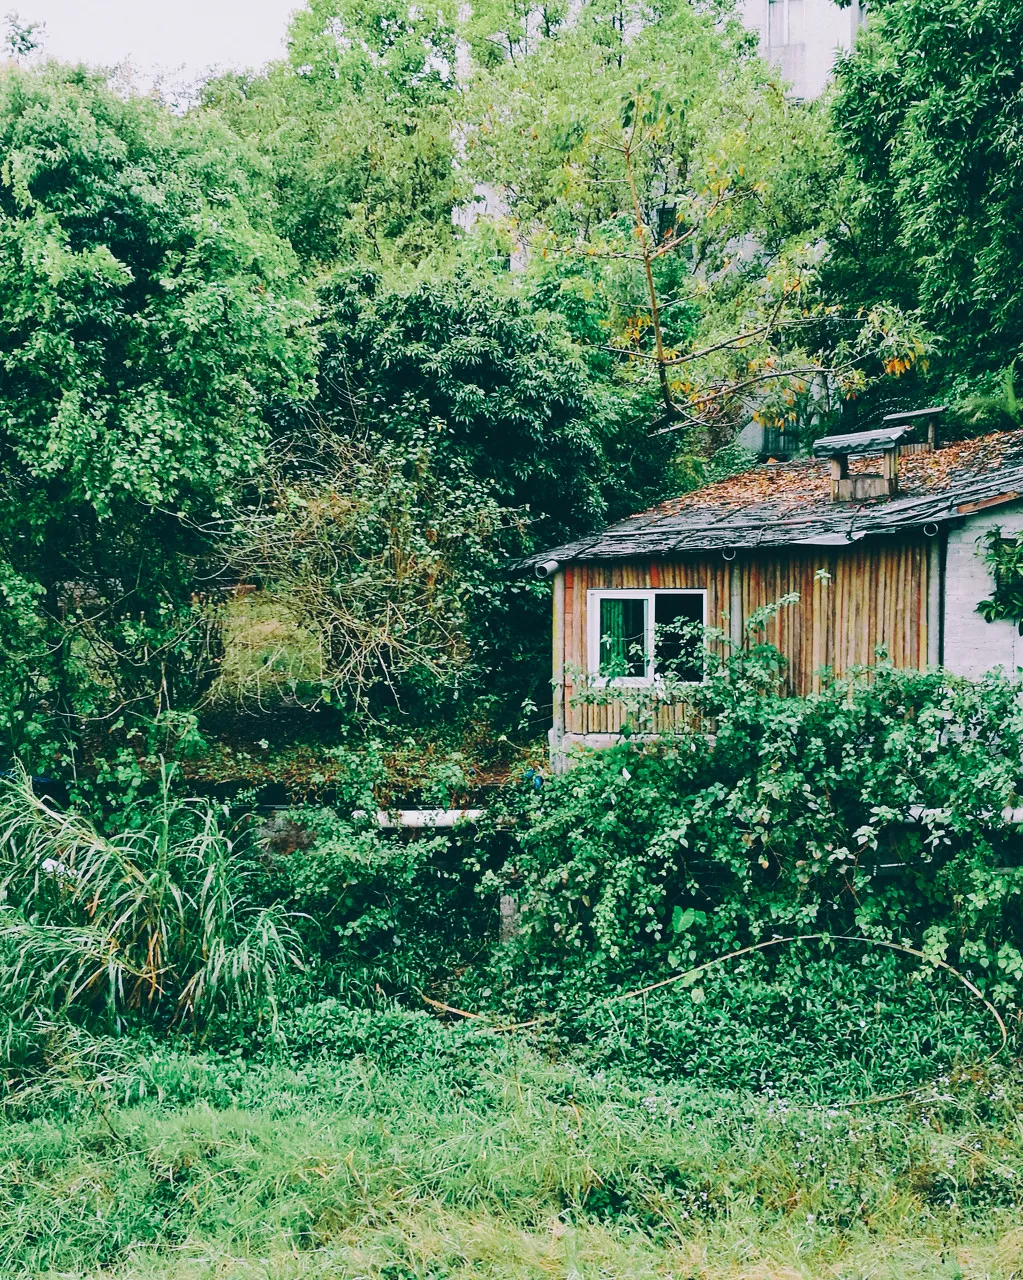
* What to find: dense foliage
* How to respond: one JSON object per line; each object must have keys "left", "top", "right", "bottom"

{"left": 0, "top": 65, "right": 314, "bottom": 762}
{"left": 0, "top": 0, "right": 1012, "bottom": 764}
{"left": 978, "top": 527, "right": 1023, "bottom": 629}
{"left": 299, "top": 268, "right": 680, "bottom": 710}
{"left": 467, "top": 0, "right": 852, "bottom": 437}
{"left": 314, "top": 269, "right": 660, "bottom": 539}
{"left": 221, "top": 429, "right": 508, "bottom": 714}
{"left": 1, "top": 9, "right": 1022, "bottom": 1269}
{"left": 0, "top": 0, "right": 976, "bottom": 764}
{"left": 502, "top": 663, "right": 1023, "bottom": 1003}
{"left": 204, "top": 0, "right": 462, "bottom": 267}
{"left": 829, "top": 0, "right": 1023, "bottom": 381}
{"left": 0, "top": 768, "right": 300, "bottom": 1034}
{"left": 2, "top": 648, "right": 1018, "bottom": 1088}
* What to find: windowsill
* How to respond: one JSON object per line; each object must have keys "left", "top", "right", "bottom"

{"left": 588, "top": 674, "right": 706, "bottom": 690}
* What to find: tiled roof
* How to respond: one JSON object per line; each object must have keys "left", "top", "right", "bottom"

{"left": 530, "top": 430, "right": 1023, "bottom": 563}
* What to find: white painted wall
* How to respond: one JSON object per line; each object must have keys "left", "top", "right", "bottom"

{"left": 943, "top": 503, "right": 1023, "bottom": 680}
{"left": 739, "top": 0, "right": 864, "bottom": 99}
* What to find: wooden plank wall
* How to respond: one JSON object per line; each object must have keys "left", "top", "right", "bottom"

{"left": 562, "top": 557, "right": 731, "bottom": 736}
{"left": 561, "top": 535, "right": 930, "bottom": 734}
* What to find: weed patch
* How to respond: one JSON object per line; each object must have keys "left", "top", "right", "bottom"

{"left": 1, "top": 1029, "right": 1022, "bottom": 1277}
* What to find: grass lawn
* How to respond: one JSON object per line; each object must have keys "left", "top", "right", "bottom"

{"left": 4, "top": 1029, "right": 1021, "bottom": 1279}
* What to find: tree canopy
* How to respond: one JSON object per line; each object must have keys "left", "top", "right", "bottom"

{"left": 0, "top": 64, "right": 314, "bottom": 751}
{"left": 203, "top": 0, "right": 463, "bottom": 267}
{"left": 829, "top": 0, "right": 1023, "bottom": 377}
{"left": 0, "top": 0, "right": 1010, "bottom": 761}
{"left": 459, "top": 0, "right": 922, "bottom": 442}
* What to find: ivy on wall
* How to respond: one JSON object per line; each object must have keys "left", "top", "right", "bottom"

{"left": 978, "top": 529, "right": 1023, "bottom": 632}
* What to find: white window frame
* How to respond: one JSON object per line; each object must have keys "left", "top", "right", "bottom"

{"left": 586, "top": 588, "right": 708, "bottom": 688}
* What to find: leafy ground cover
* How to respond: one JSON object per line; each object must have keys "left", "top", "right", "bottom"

{"left": 2, "top": 1018, "right": 1022, "bottom": 1279}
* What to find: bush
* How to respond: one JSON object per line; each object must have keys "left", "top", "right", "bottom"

{"left": 566, "top": 947, "right": 1003, "bottom": 1094}
{"left": 4, "top": 639, "right": 1023, "bottom": 1099}
{"left": 487, "top": 652, "right": 1023, "bottom": 1039}
{"left": 279, "top": 998, "right": 501, "bottom": 1082}
{"left": 261, "top": 804, "right": 499, "bottom": 999}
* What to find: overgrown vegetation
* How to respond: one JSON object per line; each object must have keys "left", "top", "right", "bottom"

{"left": 2, "top": 648, "right": 1020, "bottom": 1080}
{"left": 0, "top": 0, "right": 943, "bottom": 771}
{"left": 506, "top": 638, "right": 1023, "bottom": 1000}
{"left": 0, "top": 767, "right": 300, "bottom": 1036}
{"left": 0, "top": 1009, "right": 1021, "bottom": 1278}
{"left": 0, "top": 0, "right": 1011, "bottom": 770}
{"left": 0, "top": 0, "right": 1022, "bottom": 1273}
{"left": 978, "top": 528, "right": 1023, "bottom": 629}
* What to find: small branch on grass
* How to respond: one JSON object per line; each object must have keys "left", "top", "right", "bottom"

{"left": 419, "top": 992, "right": 545, "bottom": 1033}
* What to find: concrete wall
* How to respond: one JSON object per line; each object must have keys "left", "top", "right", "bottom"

{"left": 739, "top": 0, "right": 864, "bottom": 99}
{"left": 943, "top": 502, "right": 1023, "bottom": 680}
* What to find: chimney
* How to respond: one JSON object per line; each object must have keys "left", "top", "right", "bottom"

{"left": 813, "top": 424, "right": 913, "bottom": 502}
{"left": 882, "top": 405, "right": 947, "bottom": 453}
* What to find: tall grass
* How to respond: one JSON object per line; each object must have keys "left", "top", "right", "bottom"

{"left": 0, "top": 1016, "right": 1021, "bottom": 1277}
{"left": 0, "top": 767, "right": 302, "bottom": 1035}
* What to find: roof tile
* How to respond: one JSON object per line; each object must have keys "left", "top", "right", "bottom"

{"left": 528, "top": 429, "right": 1023, "bottom": 564}
{"left": 638, "top": 429, "right": 1023, "bottom": 523}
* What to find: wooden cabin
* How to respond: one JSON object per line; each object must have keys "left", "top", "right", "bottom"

{"left": 529, "top": 417, "right": 1023, "bottom": 764}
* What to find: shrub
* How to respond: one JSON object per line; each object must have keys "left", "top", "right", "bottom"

{"left": 491, "top": 653, "right": 1023, "bottom": 1017}
{"left": 279, "top": 998, "right": 500, "bottom": 1081}
{"left": 565, "top": 946, "right": 1003, "bottom": 1094}
{"left": 261, "top": 804, "right": 499, "bottom": 999}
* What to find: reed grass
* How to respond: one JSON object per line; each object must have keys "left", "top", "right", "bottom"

{"left": 0, "top": 767, "right": 301, "bottom": 1033}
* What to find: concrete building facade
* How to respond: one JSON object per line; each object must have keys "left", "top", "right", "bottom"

{"left": 740, "top": 0, "right": 865, "bottom": 99}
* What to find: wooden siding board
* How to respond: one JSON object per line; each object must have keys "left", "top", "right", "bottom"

{"left": 569, "top": 537, "right": 928, "bottom": 726}
{"left": 559, "top": 536, "right": 928, "bottom": 732}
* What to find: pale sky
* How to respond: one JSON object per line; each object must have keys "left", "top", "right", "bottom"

{"left": 12, "top": 1, "right": 302, "bottom": 80}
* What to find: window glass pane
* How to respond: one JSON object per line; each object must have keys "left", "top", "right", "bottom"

{"left": 654, "top": 593, "right": 703, "bottom": 681}
{"left": 599, "top": 597, "right": 648, "bottom": 678}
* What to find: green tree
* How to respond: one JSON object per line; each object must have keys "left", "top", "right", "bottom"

{"left": 317, "top": 268, "right": 663, "bottom": 536}
{"left": 203, "top": 0, "right": 463, "bottom": 268}
{"left": 305, "top": 266, "right": 675, "bottom": 712}
{"left": 0, "top": 64, "right": 314, "bottom": 757}
{"left": 828, "top": 0, "right": 1023, "bottom": 377}
{"left": 464, "top": 0, "right": 923, "bottom": 442}
{"left": 4, "top": 10, "right": 44, "bottom": 60}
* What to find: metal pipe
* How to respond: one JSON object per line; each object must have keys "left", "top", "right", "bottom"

{"left": 535, "top": 558, "right": 560, "bottom": 579}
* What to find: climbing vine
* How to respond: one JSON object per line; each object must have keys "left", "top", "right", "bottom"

{"left": 978, "top": 529, "right": 1023, "bottom": 629}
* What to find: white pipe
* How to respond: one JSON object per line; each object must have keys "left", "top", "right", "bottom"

{"left": 352, "top": 808, "right": 486, "bottom": 829}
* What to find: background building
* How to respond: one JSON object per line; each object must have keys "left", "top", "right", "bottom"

{"left": 740, "top": 0, "right": 865, "bottom": 99}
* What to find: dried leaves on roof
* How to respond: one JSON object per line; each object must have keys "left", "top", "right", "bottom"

{"left": 529, "top": 430, "right": 1023, "bottom": 563}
